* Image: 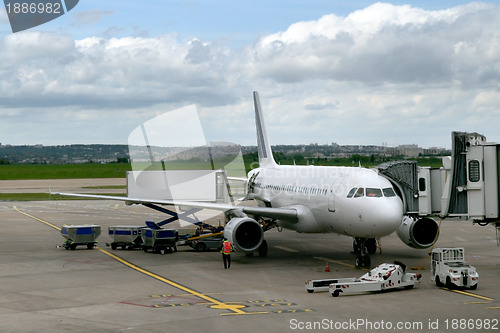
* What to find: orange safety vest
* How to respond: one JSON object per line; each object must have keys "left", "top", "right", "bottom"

{"left": 222, "top": 241, "right": 232, "bottom": 254}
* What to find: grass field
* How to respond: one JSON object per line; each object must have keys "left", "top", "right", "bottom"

{"left": 0, "top": 163, "right": 131, "bottom": 180}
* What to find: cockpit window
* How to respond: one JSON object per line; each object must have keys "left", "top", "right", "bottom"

{"left": 366, "top": 188, "right": 383, "bottom": 197}
{"left": 347, "top": 187, "right": 357, "bottom": 198}
{"left": 354, "top": 187, "right": 364, "bottom": 198}
{"left": 383, "top": 188, "right": 396, "bottom": 197}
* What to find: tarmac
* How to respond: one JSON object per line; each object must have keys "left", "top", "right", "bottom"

{"left": 0, "top": 179, "right": 499, "bottom": 333}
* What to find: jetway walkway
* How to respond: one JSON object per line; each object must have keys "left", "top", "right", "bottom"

{"left": 376, "top": 132, "right": 500, "bottom": 245}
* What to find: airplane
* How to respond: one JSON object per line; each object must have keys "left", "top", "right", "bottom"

{"left": 54, "top": 91, "right": 440, "bottom": 267}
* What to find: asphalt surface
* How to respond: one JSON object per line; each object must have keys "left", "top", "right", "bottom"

{"left": 0, "top": 187, "right": 499, "bottom": 332}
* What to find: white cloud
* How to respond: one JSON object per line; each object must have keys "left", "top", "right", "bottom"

{"left": 0, "top": 2, "right": 499, "bottom": 148}
{"left": 71, "top": 9, "right": 114, "bottom": 27}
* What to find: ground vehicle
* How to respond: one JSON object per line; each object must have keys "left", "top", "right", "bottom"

{"left": 305, "top": 262, "right": 421, "bottom": 297}
{"left": 190, "top": 236, "right": 224, "bottom": 252}
{"left": 430, "top": 248, "right": 478, "bottom": 289}
{"left": 141, "top": 228, "right": 178, "bottom": 254}
{"left": 61, "top": 225, "right": 101, "bottom": 250}
{"left": 108, "top": 225, "right": 143, "bottom": 250}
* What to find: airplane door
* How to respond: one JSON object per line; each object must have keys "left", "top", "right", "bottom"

{"left": 328, "top": 190, "right": 335, "bottom": 212}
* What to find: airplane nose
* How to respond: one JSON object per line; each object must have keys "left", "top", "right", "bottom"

{"left": 358, "top": 199, "right": 403, "bottom": 237}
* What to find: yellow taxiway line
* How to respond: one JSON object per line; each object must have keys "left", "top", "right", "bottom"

{"left": 13, "top": 206, "right": 266, "bottom": 316}
{"left": 443, "top": 288, "right": 494, "bottom": 301}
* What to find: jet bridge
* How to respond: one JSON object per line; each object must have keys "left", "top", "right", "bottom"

{"left": 376, "top": 131, "right": 500, "bottom": 246}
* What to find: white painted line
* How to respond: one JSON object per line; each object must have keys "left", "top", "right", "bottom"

{"left": 275, "top": 245, "right": 298, "bottom": 252}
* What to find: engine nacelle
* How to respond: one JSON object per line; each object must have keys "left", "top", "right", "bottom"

{"left": 397, "top": 216, "right": 439, "bottom": 249}
{"left": 224, "top": 217, "right": 264, "bottom": 253}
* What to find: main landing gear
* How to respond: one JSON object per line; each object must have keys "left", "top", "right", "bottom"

{"left": 353, "top": 238, "right": 377, "bottom": 268}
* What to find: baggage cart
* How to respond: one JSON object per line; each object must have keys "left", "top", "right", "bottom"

{"left": 108, "top": 225, "right": 144, "bottom": 250}
{"left": 141, "top": 228, "right": 178, "bottom": 254}
{"left": 61, "top": 225, "right": 101, "bottom": 250}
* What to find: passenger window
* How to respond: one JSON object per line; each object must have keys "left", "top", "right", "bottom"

{"left": 366, "top": 188, "right": 382, "bottom": 197}
{"left": 347, "top": 187, "right": 357, "bottom": 198}
{"left": 354, "top": 188, "right": 364, "bottom": 198}
{"left": 382, "top": 188, "right": 396, "bottom": 197}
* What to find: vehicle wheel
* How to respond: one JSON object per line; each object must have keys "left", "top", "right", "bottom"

{"left": 70, "top": 243, "right": 77, "bottom": 250}
{"left": 307, "top": 289, "right": 314, "bottom": 293}
{"left": 446, "top": 277, "right": 453, "bottom": 289}
{"left": 143, "top": 247, "right": 148, "bottom": 253}
{"left": 195, "top": 243, "right": 207, "bottom": 252}
{"left": 404, "top": 285, "right": 414, "bottom": 290}
{"left": 121, "top": 245, "right": 127, "bottom": 250}
{"left": 87, "top": 243, "right": 94, "bottom": 250}
{"left": 470, "top": 284, "right": 477, "bottom": 290}
{"left": 435, "top": 276, "right": 443, "bottom": 287}
{"left": 332, "top": 289, "right": 342, "bottom": 297}
{"left": 111, "top": 243, "right": 117, "bottom": 250}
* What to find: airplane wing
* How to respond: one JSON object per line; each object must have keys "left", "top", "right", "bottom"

{"left": 52, "top": 192, "right": 298, "bottom": 223}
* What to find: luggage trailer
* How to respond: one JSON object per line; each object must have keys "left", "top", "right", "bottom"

{"left": 61, "top": 225, "right": 101, "bottom": 250}
{"left": 108, "top": 225, "right": 144, "bottom": 250}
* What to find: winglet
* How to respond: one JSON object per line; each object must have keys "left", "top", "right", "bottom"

{"left": 253, "top": 91, "right": 277, "bottom": 168}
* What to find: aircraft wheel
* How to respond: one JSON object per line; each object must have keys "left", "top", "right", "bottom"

{"left": 355, "top": 255, "right": 370, "bottom": 268}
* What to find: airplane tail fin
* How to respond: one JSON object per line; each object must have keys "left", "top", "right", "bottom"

{"left": 253, "top": 91, "right": 277, "bottom": 168}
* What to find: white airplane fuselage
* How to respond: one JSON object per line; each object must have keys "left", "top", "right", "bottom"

{"left": 247, "top": 164, "right": 403, "bottom": 239}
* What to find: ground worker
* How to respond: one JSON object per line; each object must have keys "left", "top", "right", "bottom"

{"left": 221, "top": 238, "right": 233, "bottom": 269}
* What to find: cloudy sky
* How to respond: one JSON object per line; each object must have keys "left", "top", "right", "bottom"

{"left": 0, "top": 1, "right": 499, "bottom": 148}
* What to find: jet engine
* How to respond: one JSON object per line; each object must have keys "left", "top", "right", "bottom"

{"left": 397, "top": 216, "right": 439, "bottom": 249}
{"left": 224, "top": 217, "right": 264, "bottom": 253}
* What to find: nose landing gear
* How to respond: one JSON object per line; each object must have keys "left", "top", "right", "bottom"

{"left": 353, "top": 238, "right": 377, "bottom": 268}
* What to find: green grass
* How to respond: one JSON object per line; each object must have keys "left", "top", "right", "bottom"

{"left": 0, "top": 163, "right": 131, "bottom": 180}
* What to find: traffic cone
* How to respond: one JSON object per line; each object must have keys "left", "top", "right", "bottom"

{"left": 324, "top": 262, "right": 330, "bottom": 272}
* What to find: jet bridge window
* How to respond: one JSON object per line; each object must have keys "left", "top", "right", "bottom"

{"left": 468, "top": 160, "right": 480, "bottom": 182}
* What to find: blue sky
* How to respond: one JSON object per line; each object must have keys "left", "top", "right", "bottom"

{"left": 1, "top": 1, "right": 500, "bottom": 148}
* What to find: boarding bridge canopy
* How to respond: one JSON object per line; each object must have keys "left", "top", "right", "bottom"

{"left": 376, "top": 160, "right": 419, "bottom": 214}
